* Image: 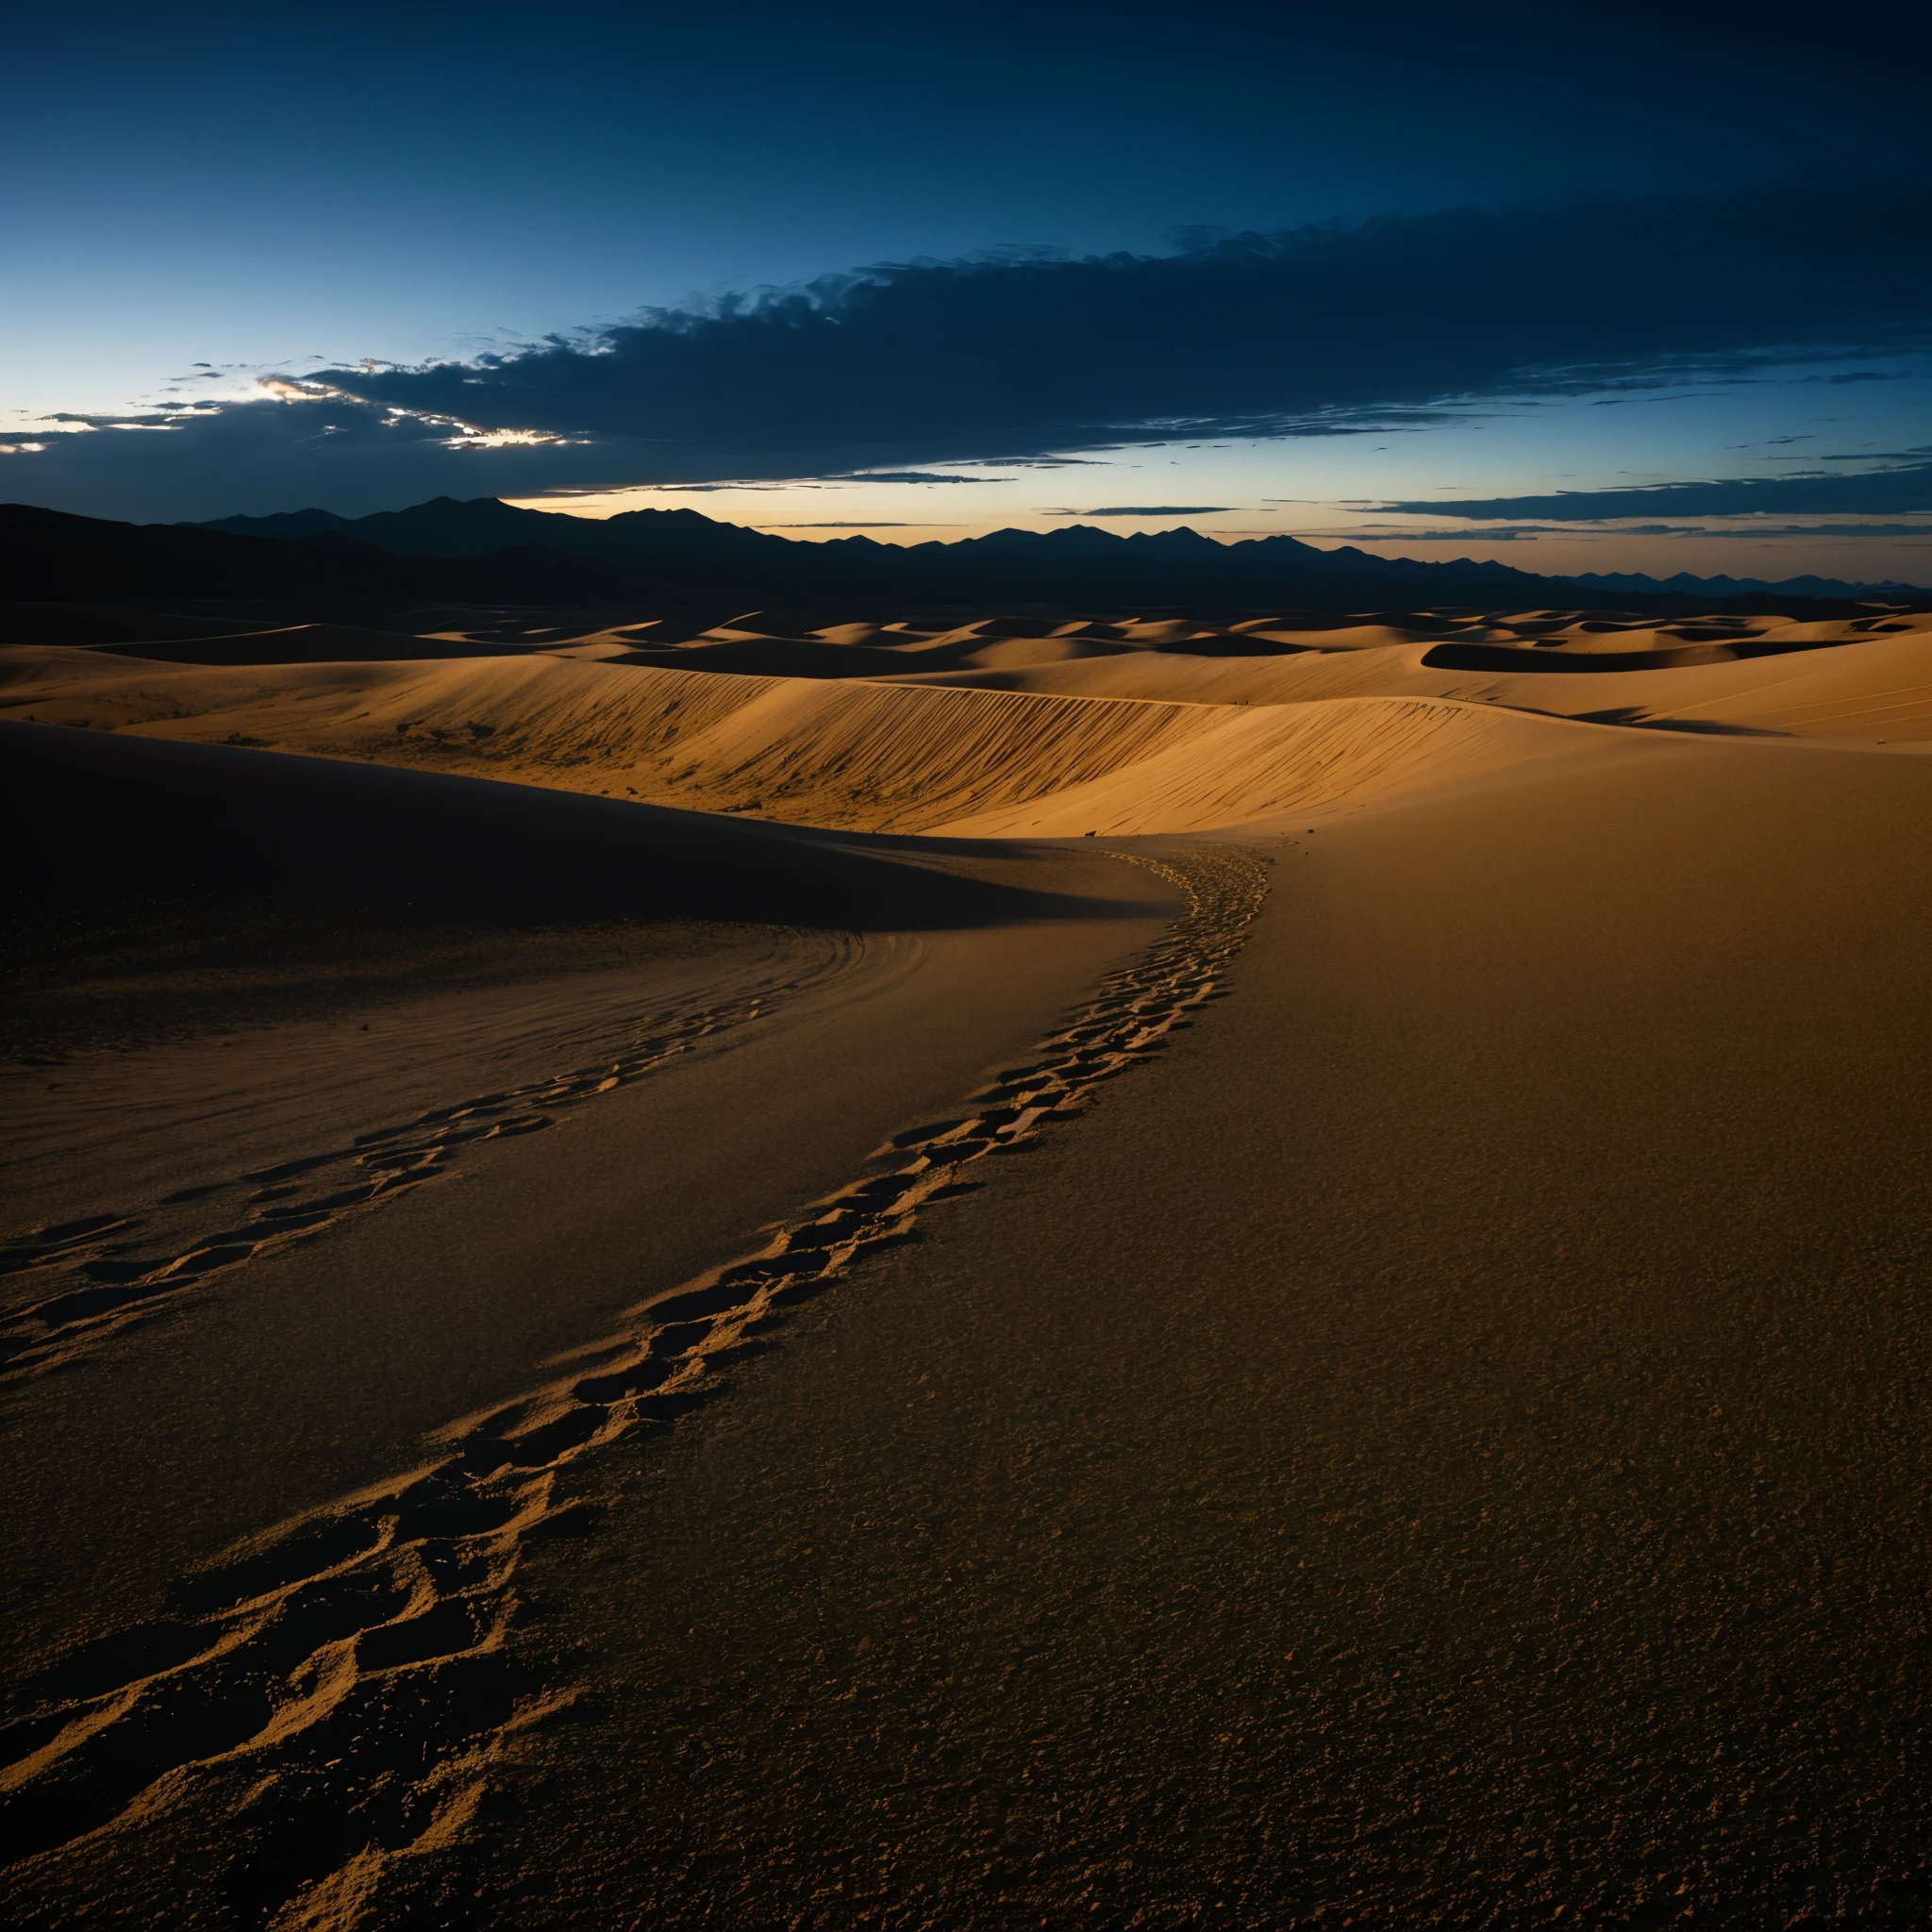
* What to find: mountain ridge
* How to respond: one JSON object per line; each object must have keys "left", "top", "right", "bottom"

{"left": 2, "top": 498, "right": 1924, "bottom": 621}
{"left": 193, "top": 496, "right": 1924, "bottom": 604}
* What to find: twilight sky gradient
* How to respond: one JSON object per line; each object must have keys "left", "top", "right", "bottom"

{"left": 7, "top": 0, "right": 1931, "bottom": 581}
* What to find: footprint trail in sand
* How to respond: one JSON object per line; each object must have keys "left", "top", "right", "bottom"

{"left": 0, "top": 847, "right": 1269, "bottom": 1926}
{"left": 0, "top": 964, "right": 849, "bottom": 1383}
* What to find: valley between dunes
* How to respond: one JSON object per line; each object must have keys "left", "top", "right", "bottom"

{"left": 5, "top": 601, "right": 1932, "bottom": 1929}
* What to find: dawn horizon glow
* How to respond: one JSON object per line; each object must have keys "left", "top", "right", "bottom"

{"left": 7, "top": 0, "right": 1930, "bottom": 589}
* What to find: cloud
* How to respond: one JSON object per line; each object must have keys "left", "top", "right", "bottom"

{"left": 1341, "top": 519, "right": 1932, "bottom": 539}
{"left": 844, "top": 470, "right": 991, "bottom": 484}
{"left": 1046, "top": 505, "right": 1236, "bottom": 517}
{"left": 10, "top": 178, "right": 1932, "bottom": 520}
{"left": 639, "top": 480, "right": 797, "bottom": 492}
{"left": 1719, "top": 523, "right": 1932, "bottom": 537}
{"left": 1304, "top": 526, "right": 1551, "bottom": 541}
{"left": 1377, "top": 459, "right": 1932, "bottom": 521}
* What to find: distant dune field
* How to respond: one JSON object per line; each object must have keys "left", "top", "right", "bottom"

{"left": 7, "top": 606, "right": 1927, "bottom": 843}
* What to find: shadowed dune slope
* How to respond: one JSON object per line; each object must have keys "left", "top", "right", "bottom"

{"left": 2, "top": 720, "right": 1099, "bottom": 934}
{"left": 67, "top": 623, "right": 535, "bottom": 665}
{"left": 0, "top": 605, "right": 283, "bottom": 648}
{"left": 2, "top": 720, "right": 1142, "bottom": 1058}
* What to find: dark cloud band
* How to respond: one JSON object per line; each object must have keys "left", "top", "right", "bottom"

{"left": 1380, "top": 462, "right": 1932, "bottom": 522}
{"left": 9, "top": 179, "right": 1932, "bottom": 521}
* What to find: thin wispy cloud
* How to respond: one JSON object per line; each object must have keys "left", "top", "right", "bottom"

{"left": 1045, "top": 506, "right": 1237, "bottom": 517}
{"left": 1380, "top": 461, "right": 1932, "bottom": 522}
{"left": 846, "top": 471, "right": 992, "bottom": 485}
{"left": 1298, "top": 520, "right": 1932, "bottom": 541}
{"left": 9, "top": 180, "right": 1932, "bottom": 521}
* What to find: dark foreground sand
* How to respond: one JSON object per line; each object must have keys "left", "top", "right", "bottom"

{"left": 5, "top": 627, "right": 1932, "bottom": 1925}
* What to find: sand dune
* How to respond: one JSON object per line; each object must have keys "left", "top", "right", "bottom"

{"left": 526, "top": 620, "right": 1144, "bottom": 681}
{"left": 0, "top": 604, "right": 284, "bottom": 648}
{"left": 4, "top": 649, "right": 1581, "bottom": 835}
{"left": 2, "top": 714, "right": 1108, "bottom": 932}
{"left": 883, "top": 612, "right": 1932, "bottom": 740}
{"left": 9, "top": 615, "right": 1925, "bottom": 862}
{"left": 1450, "top": 625, "right": 1932, "bottom": 738}
{"left": 73, "top": 622, "right": 540, "bottom": 665}
{"left": 1, "top": 718, "right": 1141, "bottom": 1066}
{"left": 446, "top": 728, "right": 1932, "bottom": 1932}
{"left": 0, "top": 643, "right": 158, "bottom": 691}
{"left": 6, "top": 594, "right": 1932, "bottom": 1927}
{"left": 933, "top": 695, "right": 1606, "bottom": 836}
{"left": 881, "top": 641, "right": 1439, "bottom": 705}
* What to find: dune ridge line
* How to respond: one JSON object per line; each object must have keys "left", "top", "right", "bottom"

{"left": 4, "top": 647, "right": 1678, "bottom": 836}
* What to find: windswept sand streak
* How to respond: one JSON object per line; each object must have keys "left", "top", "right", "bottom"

{"left": 0, "top": 846, "right": 1269, "bottom": 1924}
{"left": 0, "top": 952, "right": 859, "bottom": 1382}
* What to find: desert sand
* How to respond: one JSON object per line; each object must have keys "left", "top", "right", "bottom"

{"left": 4, "top": 602, "right": 1932, "bottom": 1926}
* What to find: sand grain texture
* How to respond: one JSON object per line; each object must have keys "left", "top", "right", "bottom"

{"left": 4, "top": 607, "right": 1931, "bottom": 1926}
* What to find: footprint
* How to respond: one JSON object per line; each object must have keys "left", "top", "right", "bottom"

{"left": 1, "top": 975, "right": 821, "bottom": 1383}
{"left": 0, "top": 847, "right": 1274, "bottom": 1922}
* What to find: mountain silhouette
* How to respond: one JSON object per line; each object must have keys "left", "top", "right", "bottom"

{"left": 1, "top": 498, "right": 1922, "bottom": 618}
{"left": 191, "top": 498, "right": 1926, "bottom": 607}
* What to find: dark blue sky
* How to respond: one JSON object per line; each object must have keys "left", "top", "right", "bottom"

{"left": 7, "top": 1, "right": 1931, "bottom": 579}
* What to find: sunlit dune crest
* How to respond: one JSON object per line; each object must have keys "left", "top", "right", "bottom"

{"left": 8, "top": 606, "right": 1927, "bottom": 845}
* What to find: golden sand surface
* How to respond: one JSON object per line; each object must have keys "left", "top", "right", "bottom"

{"left": 3, "top": 606, "right": 1930, "bottom": 1925}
